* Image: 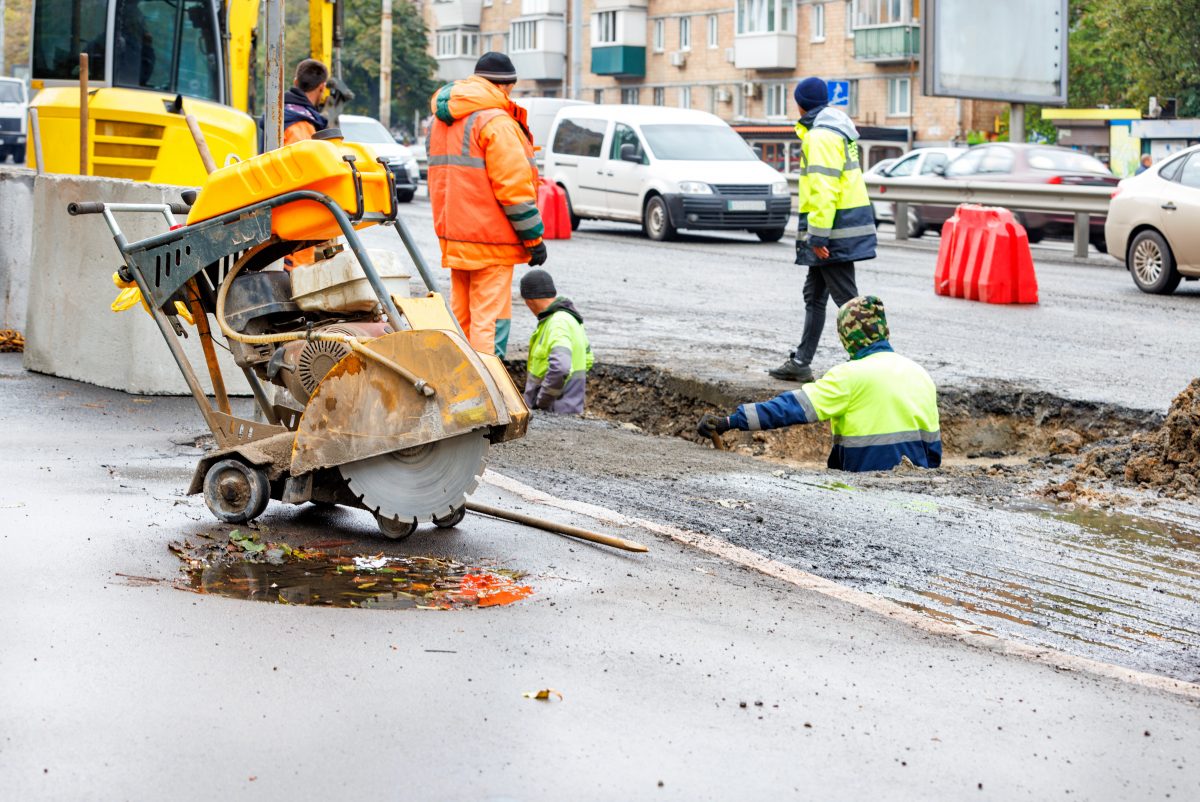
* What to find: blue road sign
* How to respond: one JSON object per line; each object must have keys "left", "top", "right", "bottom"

{"left": 827, "top": 80, "right": 850, "bottom": 106}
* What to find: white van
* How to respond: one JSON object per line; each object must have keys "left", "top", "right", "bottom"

{"left": 514, "top": 97, "right": 590, "bottom": 168}
{"left": 543, "top": 105, "right": 791, "bottom": 241}
{"left": 0, "top": 77, "right": 28, "bottom": 164}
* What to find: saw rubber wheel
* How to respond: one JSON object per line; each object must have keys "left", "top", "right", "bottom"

{"left": 203, "top": 459, "right": 270, "bottom": 523}
{"left": 433, "top": 505, "right": 467, "bottom": 529}
{"left": 376, "top": 513, "right": 419, "bottom": 540}
{"left": 340, "top": 432, "right": 489, "bottom": 526}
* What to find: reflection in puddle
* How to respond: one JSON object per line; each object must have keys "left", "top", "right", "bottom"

{"left": 173, "top": 538, "right": 532, "bottom": 610}
{"left": 885, "top": 503, "right": 1200, "bottom": 681}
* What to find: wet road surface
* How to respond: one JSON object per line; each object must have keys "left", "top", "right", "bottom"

{"left": 3, "top": 356, "right": 1199, "bottom": 799}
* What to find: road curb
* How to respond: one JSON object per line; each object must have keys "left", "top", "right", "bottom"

{"left": 484, "top": 469, "right": 1200, "bottom": 702}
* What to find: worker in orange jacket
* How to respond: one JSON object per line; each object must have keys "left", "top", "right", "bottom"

{"left": 283, "top": 59, "right": 329, "bottom": 145}
{"left": 428, "top": 53, "right": 547, "bottom": 358}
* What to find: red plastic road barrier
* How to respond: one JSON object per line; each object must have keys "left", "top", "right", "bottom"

{"left": 934, "top": 204, "right": 1038, "bottom": 304}
{"left": 536, "top": 178, "right": 572, "bottom": 240}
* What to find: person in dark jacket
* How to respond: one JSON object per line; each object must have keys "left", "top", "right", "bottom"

{"left": 519, "top": 270, "right": 593, "bottom": 414}
{"left": 769, "top": 76, "right": 877, "bottom": 384}
{"left": 283, "top": 59, "right": 329, "bottom": 145}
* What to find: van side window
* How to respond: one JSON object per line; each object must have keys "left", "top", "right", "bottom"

{"left": 609, "top": 123, "right": 645, "bottom": 163}
{"left": 552, "top": 118, "right": 607, "bottom": 158}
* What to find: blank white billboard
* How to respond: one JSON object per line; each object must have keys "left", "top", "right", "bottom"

{"left": 922, "top": 0, "right": 1068, "bottom": 105}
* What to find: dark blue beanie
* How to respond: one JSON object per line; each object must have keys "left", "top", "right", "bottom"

{"left": 793, "top": 77, "right": 828, "bottom": 111}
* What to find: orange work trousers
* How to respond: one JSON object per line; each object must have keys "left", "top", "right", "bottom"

{"left": 450, "top": 265, "right": 514, "bottom": 358}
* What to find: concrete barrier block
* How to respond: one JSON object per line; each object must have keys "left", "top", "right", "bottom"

{"left": 0, "top": 166, "right": 36, "bottom": 330}
{"left": 23, "top": 173, "right": 252, "bottom": 395}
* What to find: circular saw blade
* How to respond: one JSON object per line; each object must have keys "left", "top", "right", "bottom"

{"left": 340, "top": 432, "right": 489, "bottom": 524}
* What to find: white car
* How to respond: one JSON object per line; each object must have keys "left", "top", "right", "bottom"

{"left": 1105, "top": 143, "right": 1200, "bottom": 294}
{"left": 0, "top": 77, "right": 28, "bottom": 164}
{"left": 338, "top": 114, "right": 419, "bottom": 202}
{"left": 543, "top": 105, "right": 791, "bottom": 241}
{"left": 868, "top": 158, "right": 898, "bottom": 223}
{"left": 874, "top": 146, "right": 967, "bottom": 236}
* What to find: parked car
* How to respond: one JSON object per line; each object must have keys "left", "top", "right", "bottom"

{"left": 514, "top": 96, "right": 591, "bottom": 169}
{"left": 872, "top": 146, "right": 966, "bottom": 234}
{"left": 1105, "top": 143, "right": 1200, "bottom": 294}
{"left": 409, "top": 141, "right": 427, "bottom": 180}
{"left": 337, "top": 114, "right": 419, "bottom": 202}
{"left": 914, "top": 143, "right": 1118, "bottom": 249}
{"left": 868, "top": 158, "right": 898, "bottom": 223}
{"left": 544, "top": 105, "right": 791, "bottom": 241}
{"left": 0, "top": 77, "right": 28, "bottom": 164}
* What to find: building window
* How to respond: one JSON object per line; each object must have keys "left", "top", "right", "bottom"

{"left": 593, "top": 88, "right": 604, "bottom": 104}
{"left": 765, "top": 82, "right": 789, "bottom": 118}
{"left": 595, "top": 11, "right": 618, "bottom": 45}
{"left": 887, "top": 76, "right": 911, "bottom": 116}
{"left": 622, "top": 87, "right": 640, "bottom": 105}
{"left": 811, "top": 3, "right": 825, "bottom": 42}
{"left": 734, "top": 84, "right": 747, "bottom": 119}
{"left": 708, "top": 14, "right": 719, "bottom": 48}
{"left": 483, "top": 0, "right": 493, "bottom": 6}
{"left": 737, "top": 0, "right": 796, "bottom": 34}
{"left": 845, "top": 0, "right": 855, "bottom": 37}
{"left": 852, "top": 0, "right": 913, "bottom": 27}
{"left": 511, "top": 20, "right": 538, "bottom": 52}
{"left": 653, "top": 86, "right": 665, "bottom": 105}
{"left": 847, "top": 79, "right": 859, "bottom": 116}
{"left": 679, "top": 17, "right": 691, "bottom": 51}
{"left": 436, "top": 31, "right": 456, "bottom": 57}
{"left": 503, "top": 32, "right": 510, "bottom": 53}
{"left": 679, "top": 86, "right": 692, "bottom": 108}
{"left": 461, "top": 31, "right": 479, "bottom": 56}
{"left": 653, "top": 19, "right": 665, "bottom": 52}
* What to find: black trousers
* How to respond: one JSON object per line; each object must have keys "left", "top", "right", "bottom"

{"left": 793, "top": 261, "right": 858, "bottom": 366}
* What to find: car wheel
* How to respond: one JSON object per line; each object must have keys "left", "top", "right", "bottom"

{"left": 1128, "top": 229, "right": 1181, "bottom": 294}
{"left": 755, "top": 228, "right": 785, "bottom": 243}
{"left": 560, "top": 185, "right": 581, "bottom": 231}
{"left": 643, "top": 195, "right": 675, "bottom": 241}
{"left": 906, "top": 206, "right": 924, "bottom": 239}
{"left": 395, "top": 190, "right": 415, "bottom": 203}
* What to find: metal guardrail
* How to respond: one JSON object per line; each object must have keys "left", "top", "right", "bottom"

{"left": 786, "top": 174, "right": 1115, "bottom": 258}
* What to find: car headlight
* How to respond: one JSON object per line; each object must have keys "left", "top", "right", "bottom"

{"left": 678, "top": 181, "right": 713, "bottom": 194}
{"left": 771, "top": 181, "right": 789, "bottom": 196}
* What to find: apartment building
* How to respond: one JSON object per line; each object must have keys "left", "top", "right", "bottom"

{"left": 423, "top": 0, "right": 1005, "bottom": 167}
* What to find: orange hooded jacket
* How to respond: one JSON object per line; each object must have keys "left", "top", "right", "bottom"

{"left": 427, "top": 76, "right": 544, "bottom": 270}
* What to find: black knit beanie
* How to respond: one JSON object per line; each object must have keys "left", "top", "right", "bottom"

{"left": 520, "top": 269, "right": 556, "bottom": 300}
{"left": 474, "top": 52, "right": 518, "bottom": 83}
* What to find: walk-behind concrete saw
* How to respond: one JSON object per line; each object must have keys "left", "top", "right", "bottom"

{"left": 70, "top": 132, "right": 528, "bottom": 539}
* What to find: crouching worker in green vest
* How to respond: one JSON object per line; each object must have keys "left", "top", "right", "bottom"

{"left": 698, "top": 296, "right": 941, "bottom": 472}
{"left": 519, "top": 269, "right": 594, "bottom": 414}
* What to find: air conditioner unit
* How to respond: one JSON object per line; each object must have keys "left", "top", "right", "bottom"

{"left": 670, "top": 51, "right": 688, "bottom": 67}
{"left": 742, "top": 82, "right": 759, "bottom": 98}
{"left": 715, "top": 88, "right": 732, "bottom": 103}
{"left": 725, "top": 47, "right": 736, "bottom": 64}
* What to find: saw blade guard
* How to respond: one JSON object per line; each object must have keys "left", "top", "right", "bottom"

{"left": 290, "top": 328, "right": 521, "bottom": 477}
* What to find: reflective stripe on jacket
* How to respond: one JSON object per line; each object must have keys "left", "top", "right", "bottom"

{"left": 729, "top": 348, "right": 940, "bottom": 472}
{"left": 794, "top": 106, "right": 877, "bottom": 265}
{"left": 524, "top": 299, "right": 594, "bottom": 414}
{"left": 428, "top": 76, "right": 544, "bottom": 270}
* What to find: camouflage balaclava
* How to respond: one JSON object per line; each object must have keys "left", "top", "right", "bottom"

{"left": 837, "top": 295, "right": 889, "bottom": 357}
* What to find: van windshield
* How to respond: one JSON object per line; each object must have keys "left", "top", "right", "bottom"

{"left": 0, "top": 82, "right": 23, "bottom": 103}
{"left": 340, "top": 119, "right": 395, "bottom": 145}
{"left": 640, "top": 124, "right": 759, "bottom": 161}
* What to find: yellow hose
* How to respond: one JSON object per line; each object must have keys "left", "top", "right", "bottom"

{"left": 215, "top": 245, "right": 436, "bottom": 397}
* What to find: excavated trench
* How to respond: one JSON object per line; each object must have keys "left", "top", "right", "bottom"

{"left": 512, "top": 362, "right": 1160, "bottom": 468}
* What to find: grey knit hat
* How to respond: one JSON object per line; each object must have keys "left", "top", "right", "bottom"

{"left": 519, "top": 269, "right": 556, "bottom": 300}
{"left": 474, "top": 52, "right": 518, "bottom": 83}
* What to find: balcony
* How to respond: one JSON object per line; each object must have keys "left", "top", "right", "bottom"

{"left": 520, "top": 0, "right": 566, "bottom": 14}
{"left": 853, "top": 24, "right": 920, "bottom": 62}
{"left": 510, "top": 16, "right": 567, "bottom": 81}
{"left": 432, "top": 0, "right": 482, "bottom": 28}
{"left": 591, "top": 46, "right": 646, "bottom": 77}
{"left": 435, "top": 56, "right": 477, "bottom": 82}
{"left": 733, "top": 33, "right": 797, "bottom": 71}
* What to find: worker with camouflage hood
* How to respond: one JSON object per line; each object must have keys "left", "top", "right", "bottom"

{"left": 699, "top": 296, "right": 941, "bottom": 472}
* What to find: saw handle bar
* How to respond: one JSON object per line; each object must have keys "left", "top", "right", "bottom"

{"left": 69, "top": 201, "right": 191, "bottom": 216}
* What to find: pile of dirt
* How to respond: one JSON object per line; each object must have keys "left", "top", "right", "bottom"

{"left": 1074, "top": 379, "right": 1200, "bottom": 499}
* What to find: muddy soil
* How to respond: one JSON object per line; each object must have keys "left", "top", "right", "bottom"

{"left": 1069, "top": 379, "right": 1200, "bottom": 500}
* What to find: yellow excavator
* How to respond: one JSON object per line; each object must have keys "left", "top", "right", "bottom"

{"left": 28, "top": 0, "right": 339, "bottom": 185}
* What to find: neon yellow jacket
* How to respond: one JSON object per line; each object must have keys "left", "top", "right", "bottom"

{"left": 795, "top": 105, "right": 877, "bottom": 264}
{"left": 524, "top": 298, "right": 594, "bottom": 414}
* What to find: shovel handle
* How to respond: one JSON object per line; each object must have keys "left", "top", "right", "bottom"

{"left": 708, "top": 432, "right": 727, "bottom": 451}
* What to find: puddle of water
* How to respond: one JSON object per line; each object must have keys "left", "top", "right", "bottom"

{"left": 884, "top": 503, "right": 1200, "bottom": 680}
{"left": 172, "top": 536, "right": 533, "bottom": 610}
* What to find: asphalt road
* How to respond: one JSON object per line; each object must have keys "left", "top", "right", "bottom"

{"left": 2, "top": 355, "right": 1199, "bottom": 800}
{"left": 366, "top": 197, "right": 1199, "bottom": 413}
